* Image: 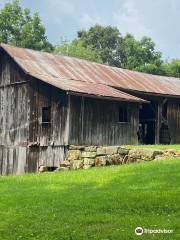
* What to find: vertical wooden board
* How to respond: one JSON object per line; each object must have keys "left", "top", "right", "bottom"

{"left": 39, "top": 146, "right": 54, "bottom": 167}
{"left": 27, "top": 146, "right": 39, "bottom": 172}
{"left": 53, "top": 146, "right": 65, "bottom": 166}
{"left": 12, "top": 148, "right": 18, "bottom": 174}
{"left": 0, "top": 146, "right": 3, "bottom": 175}
{"left": 7, "top": 147, "right": 14, "bottom": 175}
{"left": 1, "top": 146, "right": 7, "bottom": 176}
{"left": 16, "top": 147, "right": 27, "bottom": 174}
{"left": 69, "top": 96, "right": 140, "bottom": 146}
{"left": 167, "top": 99, "right": 180, "bottom": 144}
{"left": 38, "top": 146, "right": 64, "bottom": 167}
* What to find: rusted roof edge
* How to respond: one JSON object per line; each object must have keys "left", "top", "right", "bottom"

{"left": 66, "top": 91, "right": 149, "bottom": 103}
{"left": 115, "top": 87, "right": 180, "bottom": 99}
{"left": 0, "top": 44, "right": 148, "bottom": 103}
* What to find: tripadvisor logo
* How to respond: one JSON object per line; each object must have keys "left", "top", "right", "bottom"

{"left": 135, "top": 227, "right": 144, "bottom": 236}
{"left": 135, "top": 226, "right": 174, "bottom": 235}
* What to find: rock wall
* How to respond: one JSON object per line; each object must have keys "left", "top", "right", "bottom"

{"left": 52, "top": 145, "right": 180, "bottom": 172}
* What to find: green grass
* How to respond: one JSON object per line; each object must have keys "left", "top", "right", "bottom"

{"left": 0, "top": 159, "right": 180, "bottom": 240}
{"left": 124, "top": 144, "right": 180, "bottom": 150}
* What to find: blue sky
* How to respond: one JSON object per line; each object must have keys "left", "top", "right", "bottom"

{"left": 0, "top": 0, "right": 180, "bottom": 60}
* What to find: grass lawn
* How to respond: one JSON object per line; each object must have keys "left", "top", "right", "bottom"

{"left": 125, "top": 144, "right": 180, "bottom": 150}
{"left": 0, "top": 159, "right": 180, "bottom": 240}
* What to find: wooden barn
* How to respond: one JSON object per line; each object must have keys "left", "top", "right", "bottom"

{"left": 0, "top": 43, "right": 180, "bottom": 175}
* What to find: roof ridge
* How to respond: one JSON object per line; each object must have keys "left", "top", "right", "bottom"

{"left": 1, "top": 43, "right": 180, "bottom": 81}
{"left": 1, "top": 43, "right": 180, "bottom": 98}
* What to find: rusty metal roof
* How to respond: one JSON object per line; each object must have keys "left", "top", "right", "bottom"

{"left": 0, "top": 43, "right": 147, "bottom": 103}
{"left": 1, "top": 43, "right": 180, "bottom": 100}
{"left": 30, "top": 73, "right": 145, "bottom": 102}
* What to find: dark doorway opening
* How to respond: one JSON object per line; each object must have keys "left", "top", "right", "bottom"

{"left": 160, "top": 99, "right": 171, "bottom": 144}
{"left": 138, "top": 102, "right": 156, "bottom": 144}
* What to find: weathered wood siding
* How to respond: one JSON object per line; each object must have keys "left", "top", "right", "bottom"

{"left": 0, "top": 52, "right": 67, "bottom": 175}
{"left": 69, "top": 95, "right": 139, "bottom": 145}
{"left": 28, "top": 79, "right": 69, "bottom": 146}
{"left": 0, "top": 53, "right": 30, "bottom": 175}
{"left": 168, "top": 99, "right": 180, "bottom": 143}
{"left": 0, "top": 53, "right": 29, "bottom": 146}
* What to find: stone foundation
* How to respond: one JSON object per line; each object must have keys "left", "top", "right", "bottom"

{"left": 53, "top": 146, "right": 180, "bottom": 172}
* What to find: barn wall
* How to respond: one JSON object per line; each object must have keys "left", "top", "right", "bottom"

{"left": 0, "top": 53, "right": 67, "bottom": 175}
{"left": 69, "top": 95, "right": 139, "bottom": 146}
{"left": 168, "top": 99, "right": 180, "bottom": 144}
{"left": 28, "top": 79, "right": 69, "bottom": 146}
{"left": 0, "top": 53, "right": 29, "bottom": 146}
{"left": 0, "top": 53, "right": 30, "bottom": 175}
{"left": 25, "top": 79, "right": 68, "bottom": 172}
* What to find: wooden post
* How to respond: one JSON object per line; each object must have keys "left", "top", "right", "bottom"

{"left": 64, "top": 94, "right": 71, "bottom": 145}
{"left": 81, "top": 96, "right": 85, "bottom": 144}
{"left": 155, "top": 101, "right": 162, "bottom": 144}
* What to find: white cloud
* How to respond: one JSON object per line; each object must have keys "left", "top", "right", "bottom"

{"left": 43, "top": 0, "right": 75, "bottom": 24}
{"left": 80, "top": 13, "right": 104, "bottom": 29}
{"left": 113, "top": 0, "right": 151, "bottom": 39}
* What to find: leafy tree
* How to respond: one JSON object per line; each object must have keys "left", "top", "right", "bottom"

{"left": 76, "top": 25, "right": 163, "bottom": 71}
{"left": 168, "top": 59, "right": 180, "bottom": 78}
{"left": 0, "top": 0, "right": 53, "bottom": 51}
{"left": 54, "top": 40, "right": 102, "bottom": 63}
{"left": 78, "top": 25, "right": 123, "bottom": 66}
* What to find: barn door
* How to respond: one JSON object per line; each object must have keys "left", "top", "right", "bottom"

{"left": 138, "top": 102, "right": 156, "bottom": 144}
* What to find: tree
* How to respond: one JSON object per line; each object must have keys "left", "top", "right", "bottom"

{"left": 0, "top": 0, "right": 53, "bottom": 52}
{"left": 76, "top": 25, "right": 162, "bottom": 71}
{"left": 54, "top": 40, "right": 102, "bottom": 63}
{"left": 78, "top": 25, "right": 123, "bottom": 66}
{"left": 168, "top": 59, "right": 180, "bottom": 78}
{"left": 121, "top": 35, "right": 162, "bottom": 70}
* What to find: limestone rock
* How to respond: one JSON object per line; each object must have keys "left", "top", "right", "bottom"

{"left": 97, "top": 147, "right": 106, "bottom": 156}
{"left": 128, "top": 149, "right": 163, "bottom": 161}
{"left": 59, "top": 160, "right": 70, "bottom": 167}
{"left": 106, "top": 154, "right": 123, "bottom": 165}
{"left": 82, "top": 151, "right": 96, "bottom": 158}
{"left": 105, "top": 146, "right": 119, "bottom": 155}
{"left": 95, "top": 156, "right": 108, "bottom": 166}
{"left": 163, "top": 150, "right": 180, "bottom": 157}
{"left": 84, "top": 146, "right": 97, "bottom": 152}
{"left": 97, "top": 146, "right": 120, "bottom": 156}
{"left": 122, "top": 155, "right": 129, "bottom": 164}
{"left": 69, "top": 145, "right": 85, "bottom": 150}
{"left": 118, "top": 147, "right": 130, "bottom": 156}
{"left": 155, "top": 155, "right": 169, "bottom": 161}
{"left": 67, "top": 150, "right": 81, "bottom": 161}
{"left": 83, "top": 158, "right": 95, "bottom": 166}
{"left": 71, "top": 160, "right": 83, "bottom": 170}
{"left": 83, "top": 165, "right": 92, "bottom": 170}
{"left": 174, "top": 150, "right": 180, "bottom": 156}
{"left": 39, "top": 166, "right": 48, "bottom": 173}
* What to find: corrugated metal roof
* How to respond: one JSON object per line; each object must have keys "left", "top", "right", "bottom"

{"left": 31, "top": 73, "right": 145, "bottom": 102}
{"left": 0, "top": 43, "right": 147, "bottom": 103}
{"left": 1, "top": 43, "right": 179, "bottom": 100}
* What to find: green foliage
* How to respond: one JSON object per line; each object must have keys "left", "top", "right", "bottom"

{"left": 168, "top": 59, "right": 180, "bottom": 78}
{"left": 138, "top": 60, "right": 180, "bottom": 78}
{"left": 0, "top": 0, "right": 53, "bottom": 51}
{"left": 78, "top": 25, "right": 123, "bottom": 66}
{"left": 54, "top": 40, "right": 102, "bottom": 63}
{"left": 63, "top": 24, "right": 180, "bottom": 79}
{"left": 122, "top": 35, "right": 162, "bottom": 70}
{"left": 0, "top": 158, "right": 179, "bottom": 239}
{"left": 76, "top": 25, "right": 162, "bottom": 70}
